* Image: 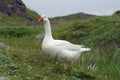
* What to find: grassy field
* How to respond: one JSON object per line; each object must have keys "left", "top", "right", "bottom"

{"left": 0, "top": 13, "right": 120, "bottom": 80}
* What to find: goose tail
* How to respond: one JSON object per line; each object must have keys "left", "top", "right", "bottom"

{"left": 80, "top": 48, "right": 91, "bottom": 52}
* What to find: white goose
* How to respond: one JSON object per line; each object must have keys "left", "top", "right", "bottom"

{"left": 38, "top": 15, "right": 91, "bottom": 64}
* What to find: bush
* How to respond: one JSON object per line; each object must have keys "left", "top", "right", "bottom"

{"left": 113, "top": 10, "right": 120, "bottom": 15}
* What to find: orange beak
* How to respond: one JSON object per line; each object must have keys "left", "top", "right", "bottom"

{"left": 38, "top": 17, "right": 44, "bottom": 22}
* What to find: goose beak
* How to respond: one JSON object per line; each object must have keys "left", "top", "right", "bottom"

{"left": 38, "top": 17, "right": 44, "bottom": 22}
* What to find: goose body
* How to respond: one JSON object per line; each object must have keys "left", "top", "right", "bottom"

{"left": 38, "top": 15, "right": 91, "bottom": 63}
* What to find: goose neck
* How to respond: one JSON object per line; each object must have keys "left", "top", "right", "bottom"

{"left": 44, "top": 20, "right": 53, "bottom": 40}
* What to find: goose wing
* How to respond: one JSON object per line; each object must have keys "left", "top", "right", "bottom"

{"left": 54, "top": 40, "right": 84, "bottom": 51}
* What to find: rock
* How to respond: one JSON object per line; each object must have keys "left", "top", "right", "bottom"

{"left": 34, "top": 34, "right": 44, "bottom": 41}
{"left": 0, "top": 42, "right": 9, "bottom": 49}
{"left": 0, "top": 0, "right": 33, "bottom": 21}
{"left": 0, "top": 77, "right": 9, "bottom": 80}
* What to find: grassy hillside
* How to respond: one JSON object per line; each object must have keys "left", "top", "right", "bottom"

{"left": 0, "top": 9, "right": 39, "bottom": 27}
{"left": 0, "top": 12, "right": 120, "bottom": 80}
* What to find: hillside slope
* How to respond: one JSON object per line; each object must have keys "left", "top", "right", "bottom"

{"left": 0, "top": 0, "right": 39, "bottom": 27}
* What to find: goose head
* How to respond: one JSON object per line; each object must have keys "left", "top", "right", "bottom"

{"left": 38, "top": 15, "right": 49, "bottom": 23}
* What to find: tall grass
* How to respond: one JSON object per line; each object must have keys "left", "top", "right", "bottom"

{"left": 59, "top": 15, "right": 120, "bottom": 80}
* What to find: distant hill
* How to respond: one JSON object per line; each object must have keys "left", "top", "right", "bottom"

{"left": 51, "top": 12, "right": 97, "bottom": 21}
{"left": 50, "top": 12, "right": 97, "bottom": 26}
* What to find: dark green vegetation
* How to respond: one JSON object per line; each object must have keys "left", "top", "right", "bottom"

{"left": 0, "top": 11, "right": 120, "bottom": 80}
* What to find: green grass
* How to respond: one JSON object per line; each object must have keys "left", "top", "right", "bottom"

{"left": 0, "top": 14, "right": 31, "bottom": 27}
{"left": 58, "top": 15, "right": 120, "bottom": 80}
{"left": 0, "top": 27, "right": 95, "bottom": 80}
{"left": 0, "top": 13, "right": 120, "bottom": 80}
